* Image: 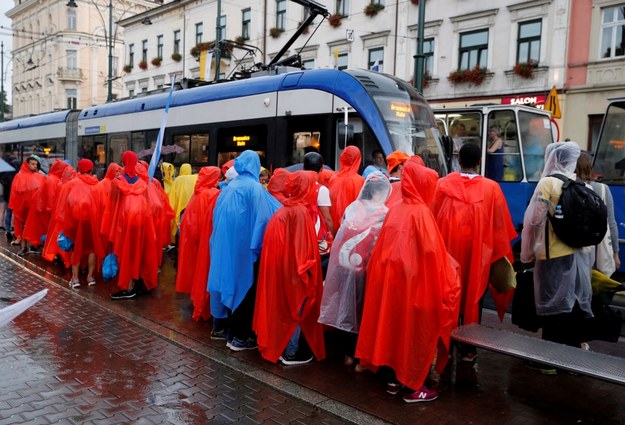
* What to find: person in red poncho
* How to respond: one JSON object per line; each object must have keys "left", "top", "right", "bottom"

{"left": 9, "top": 156, "right": 47, "bottom": 256}
{"left": 105, "top": 151, "right": 160, "bottom": 300}
{"left": 355, "top": 160, "right": 460, "bottom": 404}
{"left": 384, "top": 150, "right": 409, "bottom": 208}
{"left": 328, "top": 146, "right": 364, "bottom": 231}
{"left": 253, "top": 171, "right": 326, "bottom": 365}
{"left": 430, "top": 143, "right": 517, "bottom": 362}
{"left": 96, "top": 163, "right": 121, "bottom": 255}
{"left": 137, "top": 160, "right": 174, "bottom": 257}
{"left": 22, "top": 159, "right": 71, "bottom": 253}
{"left": 55, "top": 159, "right": 104, "bottom": 288}
{"left": 175, "top": 166, "right": 221, "bottom": 321}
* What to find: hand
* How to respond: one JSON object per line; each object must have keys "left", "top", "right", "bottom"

{"left": 615, "top": 252, "right": 621, "bottom": 270}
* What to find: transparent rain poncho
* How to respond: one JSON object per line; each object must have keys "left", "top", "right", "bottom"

{"left": 318, "top": 171, "right": 391, "bottom": 333}
{"left": 520, "top": 141, "right": 593, "bottom": 316}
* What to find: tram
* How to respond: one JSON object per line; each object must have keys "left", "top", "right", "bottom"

{"left": 0, "top": 69, "right": 447, "bottom": 180}
{"left": 434, "top": 104, "right": 555, "bottom": 231}
{"left": 593, "top": 98, "right": 625, "bottom": 272}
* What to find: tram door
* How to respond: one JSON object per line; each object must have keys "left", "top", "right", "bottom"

{"left": 286, "top": 115, "right": 329, "bottom": 167}
{"left": 216, "top": 124, "right": 268, "bottom": 173}
{"left": 334, "top": 116, "right": 379, "bottom": 172}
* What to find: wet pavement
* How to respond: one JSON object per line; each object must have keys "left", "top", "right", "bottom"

{"left": 1, "top": 237, "right": 624, "bottom": 425}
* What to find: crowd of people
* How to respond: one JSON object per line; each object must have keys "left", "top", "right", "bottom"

{"left": 0, "top": 140, "right": 619, "bottom": 403}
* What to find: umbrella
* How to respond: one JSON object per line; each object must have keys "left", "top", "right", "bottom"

{"left": 0, "top": 158, "right": 16, "bottom": 173}
{"left": 137, "top": 145, "right": 186, "bottom": 158}
{"left": 0, "top": 289, "right": 48, "bottom": 328}
{"left": 284, "top": 163, "right": 334, "bottom": 172}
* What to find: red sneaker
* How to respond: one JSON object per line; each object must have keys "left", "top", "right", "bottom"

{"left": 402, "top": 385, "right": 438, "bottom": 403}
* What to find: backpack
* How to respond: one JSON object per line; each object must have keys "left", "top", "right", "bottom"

{"left": 547, "top": 174, "right": 608, "bottom": 248}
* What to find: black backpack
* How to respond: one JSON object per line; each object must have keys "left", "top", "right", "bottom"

{"left": 547, "top": 174, "right": 608, "bottom": 248}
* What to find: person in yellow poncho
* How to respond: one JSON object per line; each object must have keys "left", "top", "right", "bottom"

{"left": 170, "top": 163, "right": 198, "bottom": 242}
{"left": 161, "top": 162, "right": 175, "bottom": 206}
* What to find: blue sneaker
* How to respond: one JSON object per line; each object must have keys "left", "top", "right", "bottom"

{"left": 228, "top": 337, "right": 258, "bottom": 351}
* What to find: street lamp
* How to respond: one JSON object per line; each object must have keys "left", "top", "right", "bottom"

{"left": 67, "top": 0, "right": 115, "bottom": 102}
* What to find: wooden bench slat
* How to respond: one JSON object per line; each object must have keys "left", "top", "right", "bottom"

{"left": 451, "top": 323, "right": 625, "bottom": 386}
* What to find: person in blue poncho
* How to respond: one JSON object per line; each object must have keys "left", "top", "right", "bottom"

{"left": 208, "top": 150, "right": 282, "bottom": 351}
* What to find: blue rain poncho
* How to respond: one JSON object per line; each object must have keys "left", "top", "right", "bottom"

{"left": 208, "top": 150, "right": 281, "bottom": 318}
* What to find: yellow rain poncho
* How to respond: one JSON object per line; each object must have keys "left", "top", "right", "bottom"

{"left": 171, "top": 163, "right": 198, "bottom": 241}
{"left": 162, "top": 162, "right": 175, "bottom": 205}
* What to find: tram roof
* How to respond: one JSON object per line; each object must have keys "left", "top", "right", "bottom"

{"left": 0, "top": 110, "right": 72, "bottom": 132}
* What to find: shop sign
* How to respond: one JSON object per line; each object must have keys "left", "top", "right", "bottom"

{"left": 501, "top": 95, "right": 546, "bottom": 109}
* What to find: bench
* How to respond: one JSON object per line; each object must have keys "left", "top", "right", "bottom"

{"left": 450, "top": 323, "right": 625, "bottom": 386}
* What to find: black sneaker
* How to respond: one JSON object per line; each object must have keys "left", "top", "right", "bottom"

{"left": 110, "top": 290, "right": 137, "bottom": 300}
{"left": 29, "top": 246, "right": 42, "bottom": 254}
{"left": 210, "top": 329, "right": 226, "bottom": 340}
{"left": 279, "top": 351, "right": 314, "bottom": 366}
{"left": 17, "top": 247, "right": 30, "bottom": 257}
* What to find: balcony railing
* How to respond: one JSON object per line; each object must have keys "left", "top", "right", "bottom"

{"left": 57, "top": 67, "right": 83, "bottom": 80}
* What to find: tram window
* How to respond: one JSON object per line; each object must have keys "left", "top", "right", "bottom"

{"left": 172, "top": 136, "right": 191, "bottom": 164}
{"left": 447, "top": 113, "right": 482, "bottom": 172}
{"left": 131, "top": 132, "right": 148, "bottom": 154}
{"left": 190, "top": 134, "right": 209, "bottom": 164}
{"left": 292, "top": 131, "right": 321, "bottom": 164}
{"left": 109, "top": 134, "right": 129, "bottom": 165}
{"left": 519, "top": 112, "right": 552, "bottom": 181}
{"left": 487, "top": 111, "right": 521, "bottom": 182}
{"left": 594, "top": 103, "right": 625, "bottom": 183}
{"left": 335, "top": 118, "right": 376, "bottom": 172}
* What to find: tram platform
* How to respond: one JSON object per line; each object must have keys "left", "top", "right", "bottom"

{"left": 1, "top": 236, "right": 624, "bottom": 425}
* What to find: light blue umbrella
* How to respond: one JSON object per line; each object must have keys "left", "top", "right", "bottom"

{"left": 0, "top": 158, "right": 16, "bottom": 173}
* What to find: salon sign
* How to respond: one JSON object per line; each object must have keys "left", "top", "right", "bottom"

{"left": 501, "top": 95, "right": 546, "bottom": 109}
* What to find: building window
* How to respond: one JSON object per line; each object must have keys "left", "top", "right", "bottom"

{"left": 129, "top": 89, "right": 135, "bottom": 97}
{"left": 336, "top": 0, "right": 349, "bottom": 16}
{"left": 277, "top": 0, "right": 286, "bottom": 31}
{"left": 142, "top": 40, "right": 148, "bottom": 62}
{"left": 242, "top": 8, "right": 251, "bottom": 40}
{"left": 372, "top": 0, "right": 384, "bottom": 4}
{"left": 157, "top": 35, "right": 163, "bottom": 58}
{"left": 173, "top": 30, "right": 181, "bottom": 54}
{"left": 195, "top": 22, "right": 203, "bottom": 45}
{"left": 337, "top": 53, "right": 348, "bottom": 70}
{"left": 303, "top": 58, "right": 315, "bottom": 69}
{"left": 67, "top": 50, "right": 77, "bottom": 69}
{"left": 459, "top": 29, "right": 488, "bottom": 70}
{"left": 66, "top": 89, "right": 77, "bottom": 109}
{"left": 368, "top": 47, "right": 384, "bottom": 72}
{"left": 129, "top": 44, "right": 134, "bottom": 67}
{"left": 423, "top": 38, "right": 434, "bottom": 75}
{"left": 218, "top": 15, "right": 227, "bottom": 40}
{"left": 600, "top": 5, "right": 625, "bottom": 59}
{"left": 68, "top": 9, "right": 76, "bottom": 30}
{"left": 517, "top": 19, "right": 541, "bottom": 64}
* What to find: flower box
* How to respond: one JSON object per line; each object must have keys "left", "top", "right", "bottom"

{"left": 171, "top": 52, "right": 182, "bottom": 62}
{"left": 151, "top": 57, "right": 162, "bottom": 67}
{"left": 190, "top": 42, "right": 214, "bottom": 58}
{"left": 364, "top": 3, "right": 384, "bottom": 17}
{"left": 447, "top": 66, "right": 489, "bottom": 86}
{"left": 328, "top": 14, "right": 343, "bottom": 28}
{"left": 123, "top": 64, "right": 132, "bottom": 73}
{"left": 513, "top": 61, "right": 537, "bottom": 79}
{"left": 138, "top": 60, "right": 148, "bottom": 70}
{"left": 269, "top": 27, "right": 284, "bottom": 38}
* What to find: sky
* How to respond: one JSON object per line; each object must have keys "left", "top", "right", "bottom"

{"left": 0, "top": 2, "right": 12, "bottom": 104}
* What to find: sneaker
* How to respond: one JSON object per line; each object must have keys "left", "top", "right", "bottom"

{"left": 580, "top": 342, "right": 590, "bottom": 351}
{"left": 461, "top": 352, "right": 478, "bottom": 363}
{"left": 279, "top": 351, "right": 314, "bottom": 366}
{"left": 110, "top": 290, "right": 137, "bottom": 300}
{"left": 525, "top": 361, "right": 557, "bottom": 375}
{"left": 17, "top": 247, "right": 30, "bottom": 257}
{"left": 69, "top": 278, "right": 80, "bottom": 289}
{"left": 402, "top": 386, "right": 439, "bottom": 403}
{"left": 228, "top": 337, "right": 258, "bottom": 352}
{"left": 28, "top": 246, "right": 42, "bottom": 254}
{"left": 87, "top": 277, "right": 96, "bottom": 286}
{"left": 386, "top": 382, "right": 402, "bottom": 395}
{"left": 211, "top": 329, "right": 226, "bottom": 340}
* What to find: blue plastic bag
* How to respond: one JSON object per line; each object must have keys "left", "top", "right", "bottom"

{"left": 57, "top": 231, "right": 74, "bottom": 252}
{"left": 102, "top": 253, "right": 119, "bottom": 281}
{"left": 40, "top": 234, "right": 47, "bottom": 244}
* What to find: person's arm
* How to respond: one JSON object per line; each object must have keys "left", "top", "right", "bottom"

{"left": 487, "top": 137, "right": 503, "bottom": 153}
{"left": 319, "top": 205, "right": 334, "bottom": 236}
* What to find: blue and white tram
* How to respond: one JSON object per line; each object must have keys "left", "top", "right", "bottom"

{"left": 433, "top": 104, "right": 555, "bottom": 231}
{"left": 75, "top": 68, "right": 447, "bottom": 178}
{"left": 0, "top": 110, "right": 79, "bottom": 174}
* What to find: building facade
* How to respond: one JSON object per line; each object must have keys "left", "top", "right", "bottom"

{"left": 7, "top": 0, "right": 158, "bottom": 118}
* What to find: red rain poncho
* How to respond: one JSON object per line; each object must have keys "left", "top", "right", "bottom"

{"left": 96, "top": 163, "right": 121, "bottom": 254}
{"left": 105, "top": 153, "right": 160, "bottom": 290}
{"left": 10, "top": 162, "right": 47, "bottom": 240}
{"left": 355, "top": 161, "right": 460, "bottom": 391}
{"left": 253, "top": 171, "right": 326, "bottom": 363}
{"left": 55, "top": 173, "right": 104, "bottom": 266}
{"left": 137, "top": 162, "right": 174, "bottom": 253}
{"left": 175, "top": 166, "right": 221, "bottom": 321}
{"left": 267, "top": 168, "right": 289, "bottom": 204}
{"left": 42, "top": 165, "right": 77, "bottom": 266}
{"left": 431, "top": 173, "right": 517, "bottom": 324}
{"left": 328, "top": 146, "right": 364, "bottom": 229}
{"left": 23, "top": 161, "right": 71, "bottom": 246}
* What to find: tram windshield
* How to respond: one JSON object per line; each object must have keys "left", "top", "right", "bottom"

{"left": 372, "top": 94, "right": 446, "bottom": 175}
{"left": 595, "top": 101, "right": 625, "bottom": 184}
